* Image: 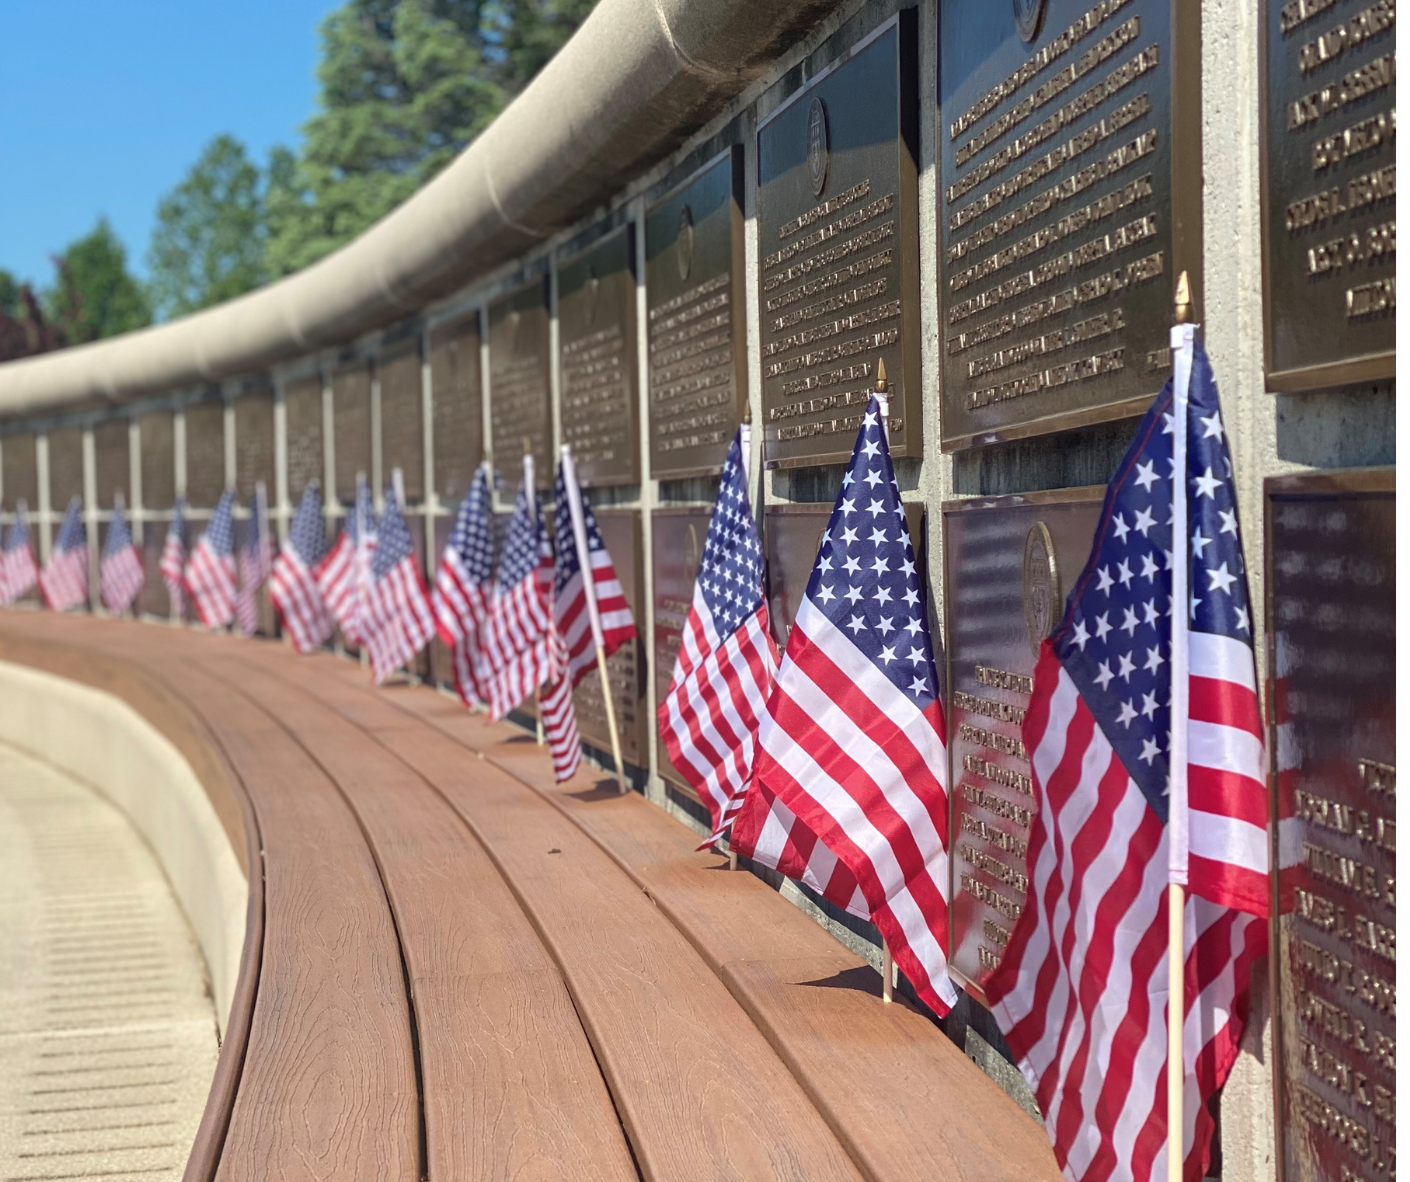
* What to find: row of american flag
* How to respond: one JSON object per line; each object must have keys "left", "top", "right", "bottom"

{"left": 0, "top": 339, "right": 1288, "bottom": 1182}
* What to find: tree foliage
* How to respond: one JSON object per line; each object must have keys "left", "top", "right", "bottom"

{"left": 147, "top": 135, "right": 267, "bottom": 319}
{"left": 46, "top": 219, "right": 151, "bottom": 345}
{"left": 265, "top": 0, "right": 595, "bottom": 277}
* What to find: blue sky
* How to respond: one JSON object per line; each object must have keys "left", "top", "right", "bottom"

{"left": 0, "top": 0, "right": 339, "bottom": 287}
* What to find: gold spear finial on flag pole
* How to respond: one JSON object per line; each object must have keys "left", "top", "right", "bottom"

{"left": 1174, "top": 270, "right": 1192, "bottom": 325}
{"left": 875, "top": 356, "right": 888, "bottom": 394}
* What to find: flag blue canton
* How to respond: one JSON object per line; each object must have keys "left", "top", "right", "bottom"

{"left": 54, "top": 499, "right": 86, "bottom": 553}
{"left": 698, "top": 434, "right": 764, "bottom": 635}
{"left": 496, "top": 486, "right": 544, "bottom": 586}
{"left": 168, "top": 498, "right": 186, "bottom": 544}
{"left": 206, "top": 492, "right": 236, "bottom": 555}
{"left": 1052, "top": 344, "right": 1253, "bottom": 823}
{"left": 806, "top": 397, "right": 936, "bottom": 705}
{"left": 353, "top": 477, "right": 377, "bottom": 542}
{"left": 551, "top": 468, "right": 608, "bottom": 595}
{"left": 104, "top": 500, "right": 133, "bottom": 556}
{"left": 4, "top": 508, "right": 29, "bottom": 552}
{"left": 243, "top": 493, "right": 262, "bottom": 561}
{"left": 451, "top": 469, "right": 494, "bottom": 581}
{"left": 372, "top": 484, "right": 416, "bottom": 578}
{"left": 289, "top": 484, "right": 327, "bottom": 565}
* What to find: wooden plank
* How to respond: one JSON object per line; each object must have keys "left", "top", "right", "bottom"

{"left": 380, "top": 667, "right": 1063, "bottom": 1182}
{"left": 279, "top": 650, "right": 864, "bottom": 1182}
{"left": 212, "top": 647, "right": 639, "bottom": 1182}
{"left": 31, "top": 620, "right": 421, "bottom": 1181}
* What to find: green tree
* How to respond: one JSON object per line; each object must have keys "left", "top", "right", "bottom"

{"left": 0, "top": 269, "right": 17, "bottom": 315}
{"left": 147, "top": 135, "right": 267, "bottom": 320}
{"left": 265, "top": 0, "right": 596, "bottom": 278}
{"left": 46, "top": 219, "right": 151, "bottom": 344}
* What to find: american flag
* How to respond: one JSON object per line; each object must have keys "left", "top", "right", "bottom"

{"left": 39, "top": 498, "right": 89, "bottom": 613}
{"left": 317, "top": 474, "right": 376, "bottom": 646}
{"left": 159, "top": 497, "right": 187, "bottom": 617}
{"left": 99, "top": 495, "right": 145, "bottom": 615}
{"left": 270, "top": 481, "right": 334, "bottom": 653}
{"left": 542, "top": 451, "right": 639, "bottom": 782}
{"left": 362, "top": 479, "right": 436, "bottom": 684}
{"left": 433, "top": 465, "right": 495, "bottom": 707}
{"left": 986, "top": 338, "right": 1274, "bottom": 1182}
{"left": 234, "top": 484, "right": 272, "bottom": 637}
{"left": 185, "top": 489, "right": 237, "bottom": 629}
{"left": 552, "top": 457, "right": 636, "bottom": 685}
{"left": 734, "top": 396, "right": 957, "bottom": 1017}
{"left": 481, "top": 462, "right": 556, "bottom": 720}
{"left": 0, "top": 501, "right": 39, "bottom": 606}
{"left": 659, "top": 427, "right": 779, "bottom": 845}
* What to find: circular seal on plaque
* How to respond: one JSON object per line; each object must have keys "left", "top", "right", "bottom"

{"left": 1022, "top": 521, "right": 1061, "bottom": 657}
{"left": 1013, "top": 0, "right": 1047, "bottom": 41}
{"left": 676, "top": 206, "right": 694, "bottom": 282}
{"left": 683, "top": 522, "right": 701, "bottom": 588}
{"left": 806, "top": 97, "right": 829, "bottom": 197}
{"left": 584, "top": 271, "right": 600, "bottom": 327}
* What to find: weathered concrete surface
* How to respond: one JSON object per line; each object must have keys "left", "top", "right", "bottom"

{"left": 0, "top": 742, "right": 219, "bottom": 1181}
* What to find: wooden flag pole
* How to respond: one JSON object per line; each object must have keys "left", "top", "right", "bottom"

{"left": 1167, "top": 273, "right": 1195, "bottom": 1182}
{"left": 727, "top": 420, "right": 756, "bottom": 870}
{"left": 873, "top": 358, "right": 897, "bottom": 1003}
{"left": 523, "top": 447, "right": 546, "bottom": 746}
{"left": 560, "top": 444, "right": 628, "bottom": 794}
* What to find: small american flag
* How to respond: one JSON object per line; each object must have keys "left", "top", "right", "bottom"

{"left": 39, "top": 498, "right": 89, "bottom": 613}
{"left": 271, "top": 481, "right": 334, "bottom": 653}
{"left": 541, "top": 452, "right": 639, "bottom": 782}
{"left": 159, "top": 497, "right": 187, "bottom": 617}
{"left": 986, "top": 337, "right": 1275, "bottom": 1182}
{"left": 185, "top": 490, "right": 237, "bottom": 629}
{"left": 481, "top": 462, "right": 556, "bottom": 720}
{"left": 234, "top": 484, "right": 271, "bottom": 638}
{"left": 363, "top": 479, "right": 436, "bottom": 684}
{"left": 552, "top": 458, "right": 636, "bottom": 684}
{"left": 0, "top": 501, "right": 39, "bottom": 606}
{"left": 734, "top": 394, "right": 958, "bottom": 1019}
{"left": 433, "top": 465, "right": 495, "bottom": 706}
{"left": 100, "top": 495, "right": 145, "bottom": 615}
{"left": 659, "top": 428, "right": 779, "bottom": 845}
{"left": 316, "top": 474, "right": 376, "bottom": 646}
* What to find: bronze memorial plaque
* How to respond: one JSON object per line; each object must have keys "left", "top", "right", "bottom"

{"left": 1267, "top": 471, "right": 1395, "bottom": 1182}
{"left": 558, "top": 227, "right": 639, "bottom": 486}
{"left": 938, "top": 0, "right": 1201, "bottom": 449}
{"left": 1261, "top": 0, "right": 1395, "bottom": 391}
{"left": 380, "top": 343, "right": 425, "bottom": 503}
{"left": 2, "top": 433, "right": 39, "bottom": 512}
{"left": 284, "top": 375, "right": 324, "bottom": 502}
{"left": 942, "top": 490, "right": 1104, "bottom": 994}
{"left": 652, "top": 508, "right": 715, "bottom": 795}
{"left": 139, "top": 412, "right": 175, "bottom": 510}
{"left": 489, "top": 280, "right": 552, "bottom": 492}
{"left": 429, "top": 313, "right": 483, "bottom": 506}
{"left": 184, "top": 399, "right": 226, "bottom": 508}
{"left": 234, "top": 387, "right": 275, "bottom": 502}
{"left": 47, "top": 426, "right": 83, "bottom": 509}
{"left": 646, "top": 149, "right": 748, "bottom": 479}
{"left": 332, "top": 360, "right": 372, "bottom": 503}
{"left": 93, "top": 420, "right": 130, "bottom": 509}
{"left": 757, "top": 13, "right": 921, "bottom": 469}
{"left": 572, "top": 509, "right": 646, "bottom": 766}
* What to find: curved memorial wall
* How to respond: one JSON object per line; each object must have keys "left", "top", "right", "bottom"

{"left": 0, "top": 0, "right": 1394, "bottom": 1175}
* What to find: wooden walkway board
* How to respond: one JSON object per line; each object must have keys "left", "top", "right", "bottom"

{"left": 279, "top": 648, "right": 864, "bottom": 1182}
{"left": 396, "top": 668, "right": 1064, "bottom": 1182}
{"left": 220, "top": 649, "right": 639, "bottom": 1182}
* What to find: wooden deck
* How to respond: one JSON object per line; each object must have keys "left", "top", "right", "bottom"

{"left": 0, "top": 614, "right": 1060, "bottom": 1182}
